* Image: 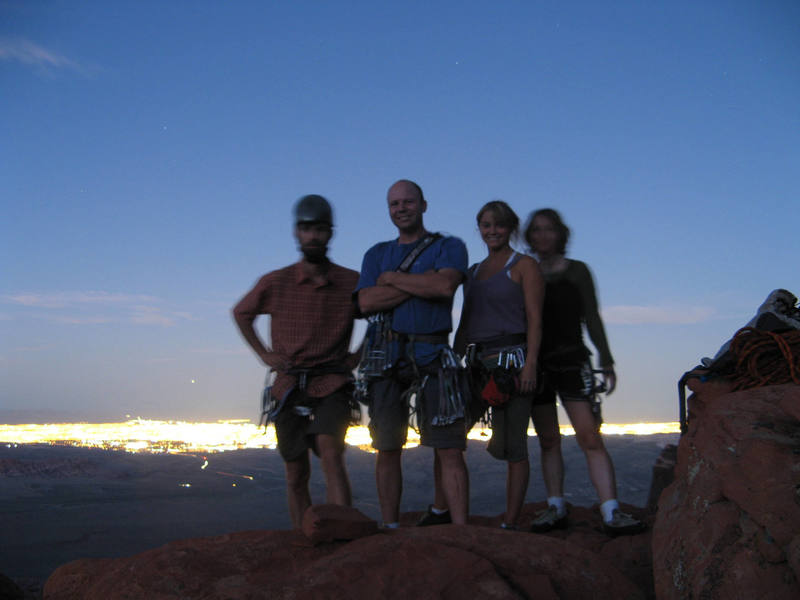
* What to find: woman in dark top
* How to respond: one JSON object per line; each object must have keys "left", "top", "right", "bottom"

{"left": 526, "top": 208, "right": 643, "bottom": 535}
{"left": 454, "top": 200, "right": 544, "bottom": 529}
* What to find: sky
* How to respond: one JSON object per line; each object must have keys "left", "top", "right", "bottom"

{"left": 1, "top": 0, "right": 798, "bottom": 424}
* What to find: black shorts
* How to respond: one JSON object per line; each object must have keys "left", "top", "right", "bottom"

{"left": 274, "top": 387, "right": 353, "bottom": 462}
{"left": 367, "top": 365, "right": 467, "bottom": 452}
{"left": 533, "top": 360, "right": 594, "bottom": 406}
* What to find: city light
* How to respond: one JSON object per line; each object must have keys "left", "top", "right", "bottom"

{"left": 0, "top": 419, "right": 680, "bottom": 454}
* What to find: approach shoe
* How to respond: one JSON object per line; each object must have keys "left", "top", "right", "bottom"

{"left": 529, "top": 505, "right": 568, "bottom": 533}
{"left": 416, "top": 505, "right": 452, "bottom": 527}
{"left": 603, "top": 510, "right": 646, "bottom": 536}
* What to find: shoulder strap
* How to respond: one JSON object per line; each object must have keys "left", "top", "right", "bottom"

{"left": 504, "top": 252, "right": 523, "bottom": 274}
{"left": 396, "top": 233, "right": 442, "bottom": 273}
{"left": 505, "top": 251, "right": 521, "bottom": 268}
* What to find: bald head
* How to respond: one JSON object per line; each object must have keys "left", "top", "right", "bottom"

{"left": 388, "top": 179, "right": 424, "bottom": 203}
{"left": 387, "top": 179, "right": 427, "bottom": 239}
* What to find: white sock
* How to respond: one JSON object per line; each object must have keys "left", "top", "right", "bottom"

{"left": 600, "top": 499, "right": 620, "bottom": 523}
{"left": 382, "top": 521, "right": 399, "bottom": 529}
{"left": 547, "top": 496, "right": 566, "bottom": 517}
{"left": 431, "top": 506, "right": 449, "bottom": 515}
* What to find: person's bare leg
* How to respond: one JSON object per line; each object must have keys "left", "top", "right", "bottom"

{"left": 376, "top": 449, "right": 402, "bottom": 524}
{"left": 437, "top": 447, "right": 469, "bottom": 524}
{"left": 284, "top": 453, "right": 311, "bottom": 528}
{"left": 531, "top": 403, "right": 564, "bottom": 497}
{"left": 316, "top": 434, "right": 351, "bottom": 506}
{"left": 432, "top": 451, "right": 447, "bottom": 509}
{"left": 563, "top": 400, "right": 616, "bottom": 502}
{"left": 505, "top": 458, "right": 529, "bottom": 527}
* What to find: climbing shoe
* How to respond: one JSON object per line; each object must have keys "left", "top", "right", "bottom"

{"left": 529, "top": 505, "right": 568, "bottom": 533}
{"left": 416, "top": 505, "right": 452, "bottom": 527}
{"left": 603, "top": 510, "right": 646, "bottom": 536}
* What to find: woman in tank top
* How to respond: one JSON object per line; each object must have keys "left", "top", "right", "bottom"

{"left": 525, "top": 208, "right": 644, "bottom": 536}
{"left": 454, "top": 200, "right": 544, "bottom": 530}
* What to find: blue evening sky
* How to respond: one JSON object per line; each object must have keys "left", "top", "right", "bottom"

{"left": 1, "top": 0, "right": 798, "bottom": 423}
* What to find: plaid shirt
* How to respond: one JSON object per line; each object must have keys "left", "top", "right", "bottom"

{"left": 233, "top": 261, "right": 360, "bottom": 401}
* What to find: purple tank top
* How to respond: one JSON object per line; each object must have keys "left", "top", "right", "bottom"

{"left": 462, "top": 253, "right": 526, "bottom": 347}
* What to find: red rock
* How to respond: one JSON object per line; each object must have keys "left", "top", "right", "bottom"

{"left": 652, "top": 383, "right": 800, "bottom": 600}
{"left": 0, "top": 572, "right": 25, "bottom": 600}
{"left": 787, "top": 535, "right": 800, "bottom": 583}
{"left": 44, "top": 523, "right": 646, "bottom": 599}
{"left": 646, "top": 443, "right": 677, "bottom": 510}
{"left": 685, "top": 376, "right": 734, "bottom": 398}
{"left": 301, "top": 503, "right": 379, "bottom": 545}
{"left": 779, "top": 393, "right": 800, "bottom": 422}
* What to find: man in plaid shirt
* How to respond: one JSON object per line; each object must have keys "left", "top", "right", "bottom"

{"left": 233, "top": 195, "right": 360, "bottom": 528}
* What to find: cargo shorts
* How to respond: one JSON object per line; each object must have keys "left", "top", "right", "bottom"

{"left": 367, "top": 364, "right": 467, "bottom": 452}
{"left": 274, "top": 387, "right": 353, "bottom": 462}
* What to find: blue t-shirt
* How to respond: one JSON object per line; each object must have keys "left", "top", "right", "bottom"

{"left": 356, "top": 235, "right": 468, "bottom": 366}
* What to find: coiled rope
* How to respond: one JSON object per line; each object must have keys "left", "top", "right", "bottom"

{"left": 729, "top": 327, "right": 800, "bottom": 390}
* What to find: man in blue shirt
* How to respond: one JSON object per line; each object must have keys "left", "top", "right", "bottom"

{"left": 356, "top": 179, "right": 470, "bottom": 527}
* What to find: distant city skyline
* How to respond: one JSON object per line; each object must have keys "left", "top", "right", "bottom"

{"left": 2, "top": 1, "right": 798, "bottom": 424}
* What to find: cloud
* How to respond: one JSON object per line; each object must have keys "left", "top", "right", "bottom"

{"left": 172, "top": 311, "right": 200, "bottom": 321}
{"left": 45, "top": 315, "right": 116, "bottom": 325}
{"left": 130, "top": 305, "right": 176, "bottom": 327}
{"left": 602, "top": 305, "right": 715, "bottom": 325}
{"left": 3, "top": 291, "right": 195, "bottom": 327}
{"left": 9, "top": 344, "right": 56, "bottom": 353}
{"left": 0, "top": 37, "right": 80, "bottom": 72}
{"left": 3, "top": 291, "right": 160, "bottom": 308}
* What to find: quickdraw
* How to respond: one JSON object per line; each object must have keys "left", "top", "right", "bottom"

{"left": 432, "top": 348, "right": 466, "bottom": 426}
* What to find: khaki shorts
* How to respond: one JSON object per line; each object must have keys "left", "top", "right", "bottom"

{"left": 274, "top": 387, "right": 353, "bottom": 462}
{"left": 367, "top": 365, "right": 467, "bottom": 451}
{"left": 487, "top": 393, "right": 531, "bottom": 462}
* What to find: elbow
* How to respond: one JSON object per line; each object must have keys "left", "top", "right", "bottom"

{"left": 428, "top": 275, "right": 461, "bottom": 299}
{"left": 232, "top": 307, "right": 252, "bottom": 329}
{"left": 356, "top": 291, "right": 375, "bottom": 315}
{"left": 437, "top": 281, "right": 460, "bottom": 299}
{"left": 357, "top": 300, "right": 372, "bottom": 315}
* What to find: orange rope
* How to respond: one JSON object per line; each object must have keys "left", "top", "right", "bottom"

{"left": 728, "top": 327, "right": 800, "bottom": 390}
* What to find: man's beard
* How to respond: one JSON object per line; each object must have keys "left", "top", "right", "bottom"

{"left": 301, "top": 245, "right": 328, "bottom": 264}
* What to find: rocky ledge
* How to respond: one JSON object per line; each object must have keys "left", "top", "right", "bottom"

{"left": 43, "top": 502, "right": 652, "bottom": 600}
{"left": 653, "top": 381, "right": 800, "bottom": 599}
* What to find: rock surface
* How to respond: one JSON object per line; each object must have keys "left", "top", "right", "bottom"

{"left": 0, "top": 572, "right": 25, "bottom": 600}
{"left": 301, "top": 503, "right": 379, "bottom": 544}
{"left": 652, "top": 383, "right": 800, "bottom": 599}
{"left": 44, "top": 503, "right": 652, "bottom": 600}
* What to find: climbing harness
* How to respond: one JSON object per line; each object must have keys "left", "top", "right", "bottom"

{"left": 461, "top": 334, "right": 529, "bottom": 437}
{"left": 355, "top": 232, "right": 443, "bottom": 398}
{"left": 259, "top": 362, "right": 357, "bottom": 429}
